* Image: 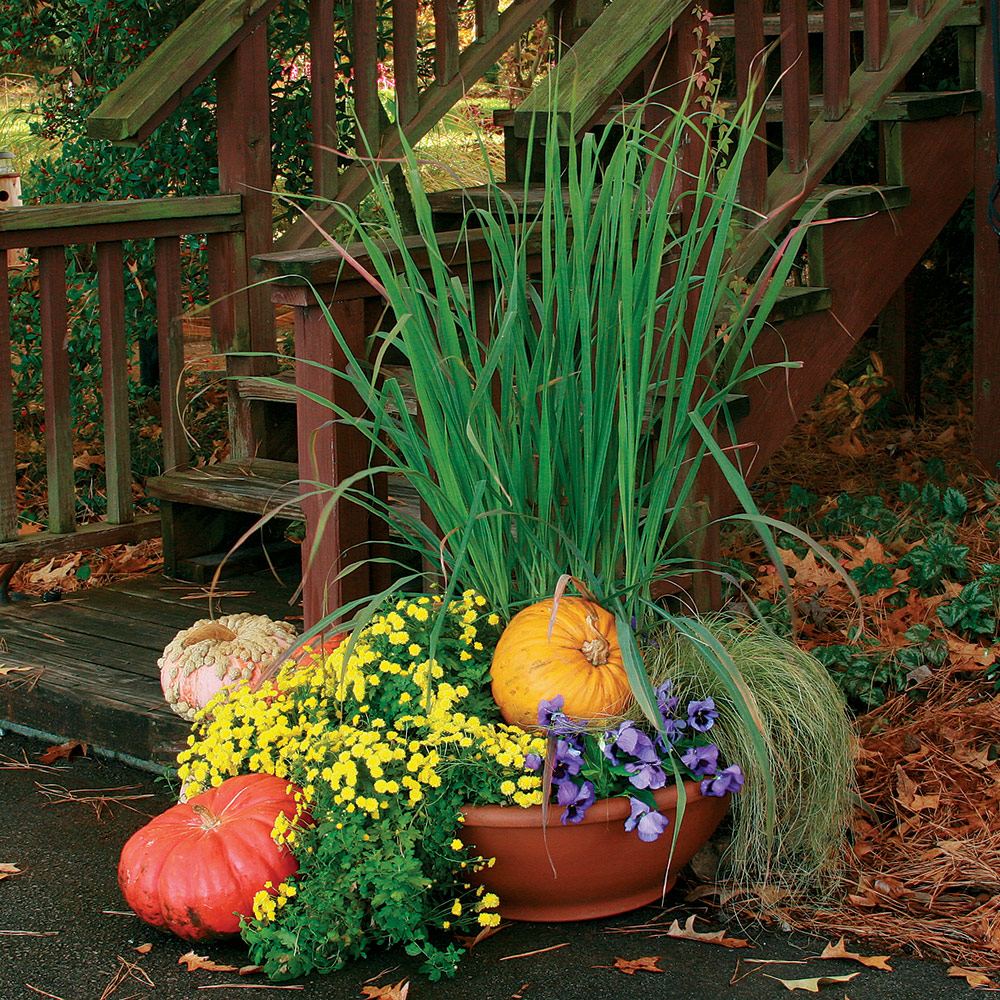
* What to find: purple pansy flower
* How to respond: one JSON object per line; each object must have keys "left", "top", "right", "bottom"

{"left": 655, "top": 716, "right": 687, "bottom": 751}
{"left": 701, "top": 764, "right": 745, "bottom": 797}
{"left": 687, "top": 697, "right": 719, "bottom": 733}
{"left": 681, "top": 743, "right": 719, "bottom": 778}
{"left": 624, "top": 797, "right": 671, "bottom": 842}
{"left": 524, "top": 753, "right": 543, "bottom": 772}
{"left": 537, "top": 695, "right": 565, "bottom": 728}
{"left": 609, "top": 721, "right": 659, "bottom": 763}
{"left": 655, "top": 679, "right": 680, "bottom": 717}
{"left": 558, "top": 779, "right": 596, "bottom": 824}
{"left": 551, "top": 739, "right": 584, "bottom": 782}
{"left": 625, "top": 761, "right": 667, "bottom": 790}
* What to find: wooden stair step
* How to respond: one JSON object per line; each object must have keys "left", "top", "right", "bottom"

{"left": 498, "top": 89, "right": 981, "bottom": 137}
{"left": 146, "top": 459, "right": 423, "bottom": 526}
{"left": 769, "top": 285, "right": 833, "bottom": 322}
{"left": 233, "top": 364, "right": 419, "bottom": 409}
{"left": 792, "top": 184, "right": 910, "bottom": 220}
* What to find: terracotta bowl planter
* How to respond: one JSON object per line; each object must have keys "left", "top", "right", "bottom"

{"left": 461, "top": 780, "right": 730, "bottom": 922}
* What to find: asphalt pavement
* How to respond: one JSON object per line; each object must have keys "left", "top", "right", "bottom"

{"left": 0, "top": 726, "right": 978, "bottom": 1000}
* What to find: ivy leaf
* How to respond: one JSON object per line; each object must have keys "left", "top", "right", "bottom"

{"left": 941, "top": 487, "right": 968, "bottom": 522}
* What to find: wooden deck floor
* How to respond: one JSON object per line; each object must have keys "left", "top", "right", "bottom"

{"left": 0, "top": 571, "right": 300, "bottom": 768}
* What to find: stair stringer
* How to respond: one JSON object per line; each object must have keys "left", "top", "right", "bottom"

{"left": 713, "top": 113, "right": 975, "bottom": 516}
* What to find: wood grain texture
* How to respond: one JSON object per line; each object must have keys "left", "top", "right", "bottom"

{"left": 824, "top": 0, "right": 851, "bottom": 120}
{"left": 310, "top": 0, "right": 340, "bottom": 200}
{"left": 475, "top": 0, "right": 500, "bottom": 40}
{"left": 0, "top": 196, "right": 242, "bottom": 232}
{"left": 865, "top": 0, "right": 890, "bottom": 71}
{"left": 96, "top": 242, "right": 134, "bottom": 525}
{"left": 154, "top": 237, "right": 188, "bottom": 473}
{"left": 393, "top": 0, "right": 420, "bottom": 123}
{"left": 37, "top": 246, "right": 75, "bottom": 536}
{"left": 0, "top": 266, "right": 15, "bottom": 542}
{"left": 86, "top": 0, "right": 283, "bottom": 142}
{"left": 734, "top": 0, "right": 767, "bottom": 212}
{"left": 0, "top": 514, "right": 161, "bottom": 564}
{"left": 434, "top": 0, "right": 461, "bottom": 83}
{"left": 780, "top": 0, "right": 811, "bottom": 172}
{"left": 353, "top": 0, "right": 380, "bottom": 150}
{"left": 712, "top": 3, "right": 979, "bottom": 36}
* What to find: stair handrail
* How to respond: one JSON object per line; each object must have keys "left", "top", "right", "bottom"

{"left": 86, "top": 0, "right": 284, "bottom": 144}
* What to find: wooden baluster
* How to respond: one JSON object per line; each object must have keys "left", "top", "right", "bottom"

{"left": 0, "top": 265, "right": 16, "bottom": 542}
{"left": 96, "top": 241, "right": 134, "bottom": 525}
{"left": 824, "top": 0, "right": 851, "bottom": 120}
{"left": 780, "top": 0, "right": 810, "bottom": 173}
{"left": 310, "top": 0, "right": 339, "bottom": 200}
{"left": 353, "top": 0, "right": 380, "bottom": 153}
{"left": 734, "top": 0, "right": 768, "bottom": 212}
{"left": 434, "top": 0, "right": 460, "bottom": 83}
{"left": 909, "top": 0, "right": 928, "bottom": 19}
{"left": 864, "top": 0, "right": 889, "bottom": 71}
{"left": 394, "top": 0, "right": 419, "bottom": 124}
{"left": 475, "top": 0, "right": 499, "bottom": 41}
{"left": 37, "top": 246, "right": 75, "bottom": 535}
{"left": 154, "top": 236, "right": 188, "bottom": 474}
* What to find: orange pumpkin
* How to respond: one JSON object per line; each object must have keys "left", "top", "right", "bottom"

{"left": 490, "top": 597, "right": 632, "bottom": 728}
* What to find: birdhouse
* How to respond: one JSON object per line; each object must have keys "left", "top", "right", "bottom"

{"left": 0, "top": 151, "right": 25, "bottom": 269}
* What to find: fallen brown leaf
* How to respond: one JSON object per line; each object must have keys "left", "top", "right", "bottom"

{"left": 947, "top": 966, "right": 996, "bottom": 988}
{"left": 816, "top": 937, "right": 892, "bottom": 970}
{"left": 0, "top": 863, "right": 22, "bottom": 881}
{"left": 663, "top": 915, "right": 750, "bottom": 949}
{"left": 456, "top": 921, "right": 506, "bottom": 950}
{"left": 764, "top": 973, "right": 860, "bottom": 992}
{"left": 134, "top": 943, "right": 152, "bottom": 954}
{"left": 178, "top": 952, "right": 240, "bottom": 973}
{"left": 606, "top": 956, "right": 665, "bottom": 975}
{"left": 37, "top": 741, "right": 88, "bottom": 765}
{"left": 0, "top": 665, "right": 34, "bottom": 677}
{"left": 360, "top": 980, "right": 409, "bottom": 999}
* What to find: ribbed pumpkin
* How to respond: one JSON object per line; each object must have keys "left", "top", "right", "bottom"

{"left": 490, "top": 597, "right": 632, "bottom": 728}
{"left": 118, "top": 773, "right": 309, "bottom": 941}
{"left": 159, "top": 614, "right": 297, "bottom": 721}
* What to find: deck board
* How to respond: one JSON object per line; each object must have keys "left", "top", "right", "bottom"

{"left": 0, "top": 571, "right": 300, "bottom": 767}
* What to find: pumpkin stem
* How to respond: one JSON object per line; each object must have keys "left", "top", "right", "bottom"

{"left": 580, "top": 615, "right": 611, "bottom": 666}
{"left": 191, "top": 803, "right": 222, "bottom": 830}
{"left": 182, "top": 622, "right": 238, "bottom": 648}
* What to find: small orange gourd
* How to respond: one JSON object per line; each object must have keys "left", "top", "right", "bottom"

{"left": 490, "top": 597, "right": 632, "bottom": 728}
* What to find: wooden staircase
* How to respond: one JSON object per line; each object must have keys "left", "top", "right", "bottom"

{"left": 0, "top": 0, "right": 995, "bottom": 632}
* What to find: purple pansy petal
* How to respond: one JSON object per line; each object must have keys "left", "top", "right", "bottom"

{"left": 681, "top": 744, "right": 719, "bottom": 778}
{"left": 524, "top": 753, "right": 543, "bottom": 771}
{"left": 614, "top": 721, "right": 659, "bottom": 763}
{"left": 560, "top": 780, "right": 596, "bottom": 824}
{"left": 624, "top": 796, "right": 670, "bottom": 842}
{"left": 626, "top": 761, "right": 667, "bottom": 790}
{"left": 687, "top": 697, "right": 719, "bottom": 733}
{"left": 537, "top": 695, "right": 565, "bottom": 728}
{"left": 701, "top": 764, "right": 745, "bottom": 797}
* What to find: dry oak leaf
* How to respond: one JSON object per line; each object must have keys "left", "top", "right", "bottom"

{"left": 816, "top": 937, "right": 892, "bottom": 971}
{"left": 948, "top": 966, "right": 997, "bottom": 988}
{"left": 608, "top": 956, "right": 665, "bottom": 975}
{"left": 0, "top": 863, "right": 22, "bottom": 881}
{"left": 177, "top": 952, "right": 240, "bottom": 972}
{"left": 776, "top": 548, "right": 844, "bottom": 590}
{"left": 664, "top": 915, "right": 749, "bottom": 949}
{"left": 134, "top": 943, "right": 152, "bottom": 954}
{"left": 764, "top": 972, "right": 859, "bottom": 992}
{"left": 360, "top": 979, "right": 410, "bottom": 999}
{"left": 38, "top": 740, "right": 88, "bottom": 764}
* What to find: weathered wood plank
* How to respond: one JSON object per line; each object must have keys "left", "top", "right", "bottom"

{"left": 0, "top": 196, "right": 242, "bottom": 233}
{"left": 96, "top": 242, "right": 134, "bottom": 526}
{"left": 37, "top": 246, "right": 75, "bottom": 536}
{"left": 711, "top": 3, "right": 979, "bottom": 35}
{"left": 0, "top": 513, "right": 161, "bottom": 564}
{"left": 434, "top": 0, "right": 461, "bottom": 83}
{"left": 393, "top": 0, "right": 420, "bottom": 123}
{"left": 513, "top": 0, "right": 688, "bottom": 140}
{"left": 147, "top": 460, "right": 303, "bottom": 518}
{"left": 310, "top": 0, "right": 340, "bottom": 200}
{"left": 780, "top": 0, "right": 811, "bottom": 172}
{"left": 475, "top": 0, "right": 500, "bottom": 40}
{"left": 154, "top": 237, "right": 188, "bottom": 474}
{"left": 353, "top": 0, "right": 381, "bottom": 151}
{"left": 87, "top": 0, "right": 284, "bottom": 143}
{"left": 734, "top": 0, "right": 767, "bottom": 212}
{"left": 276, "top": 0, "right": 554, "bottom": 249}
{"left": 824, "top": 0, "right": 851, "bottom": 119}
{"left": 0, "top": 265, "right": 16, "bottom": 543}
{"left": 865, "top": 0, "right": 890, "bottom": 71}
{"left": 57, "top": 584, "right": 225, "bottom": 633}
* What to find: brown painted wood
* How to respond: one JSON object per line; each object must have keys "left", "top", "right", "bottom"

{"left": 974, "top": 13, "right": 1000, "bottom": 468}
{"left": 96, "top": 242, "right": 134, "bottom": 526}
{"left": 154, "top": 237, "right": 188, "bottom": 473}
{"left": 475, "top": 0, "right": 500, "bottom": 40}
{"left": 310, "top": 0, "right": 340, "bottom": 200}
{"left": 878, "top": 281, "right": 921, "bottom": 412}
{"left": 824, "top": 0, "right": 851, "bottom": 120}
{"left": 277, "top": 0, "right": 552, "bottom": 249}
{"left": 780, "top": 0, "right": 811, "bottom": 172}
{"left": 734, "top": 0, "right": 767, "bottom": 212}
{"left": 0, "top": 514, "right": 160, "bottom": 565}
{"left": 434, "top": 0, "right": 461, "bottom": 83}
{"left": 0, "top": 265, "right": 15, "bottom": 543}
{"left": 37, "top": 246, "right": 75, "bottom": 536}
{"left": 0, "top": 196, "right": 242, "bottom": 233}
{"left": 864, "top": 0, "right": 890, "bottom": 71}
{"left": 393, "top": 0, "right": 419, "bottom": 123}
{"left": 712, "top": 3, "right": 979, "bottom": 36}
{"left": 909, "top": 0, "right": 927, "bottom": 19}
{"left": 87, "top": 0, "right": 283, "bottom": 143}
{"left": 353, "top": 0, "right": 380, "bottom": 152}
{"left": 294, "top": 301, "right": 373, "bottom": 626}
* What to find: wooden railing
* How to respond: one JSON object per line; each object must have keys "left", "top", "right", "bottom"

{"left": 0, "top": 196, "right": 245, "bottom": 564}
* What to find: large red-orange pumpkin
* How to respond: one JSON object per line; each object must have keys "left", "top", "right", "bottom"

{"left": 118, "top": 773, "right": 309, "bottom": 941}
{"left": 490, "top": 597, "right": 632, "bottom": 728}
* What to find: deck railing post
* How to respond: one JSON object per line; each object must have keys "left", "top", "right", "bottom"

{"left": 0, "top": 265, "right": 16, "bottom": 542}
{"left": 780, "top": 0, "right": 811, "bottom": 173}
{"left": 734, "top": 0, "right": 768, "bottom": 212}
{"left": 310, "top": 0, "right": 340, "bottom": 202}
{"left": 154, "top": 237, "right": 189, "bottom": 475}
{"left": 824, "top": 0, "right": 851, "bottom": 120}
